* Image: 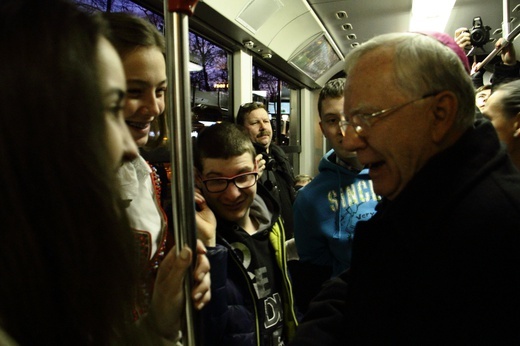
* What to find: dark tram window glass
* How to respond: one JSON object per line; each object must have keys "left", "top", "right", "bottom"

{"left": 73, "top": 0, "right": 230, "bottom": 135}
{"left": 73, "top": 0, "right": 162, "bottom": 26}
{"left": 189, "top": 32, "right": 230, "bottom": 132}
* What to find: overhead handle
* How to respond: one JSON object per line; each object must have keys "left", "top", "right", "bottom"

{"left": 168, "top": 0, "right": 198, "bottom": 15}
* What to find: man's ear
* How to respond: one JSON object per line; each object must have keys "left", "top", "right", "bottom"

{"left": 513, "top": 113, "right": 520, "bottom": 138}
{"left": 194, "top": 167, "right": 203, "bottom": 189}
{"left": 430, "top": 90, "right": 459, "bottom": 144}
{"left": 318, "top": 120, "right": 324, "bottom": 136}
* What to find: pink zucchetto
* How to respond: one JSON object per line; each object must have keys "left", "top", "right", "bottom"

{"left": 416, "top": 31, "right": 471, "bottom": 74}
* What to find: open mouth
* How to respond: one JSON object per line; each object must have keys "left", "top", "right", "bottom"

{"left": 126, "top": 121, "right": 149, "bottom": 130}
{"left": 368, "top": 161, "right": 384, "bottom": 169}
{"left": 366, "top": 161, "right": 385, "bottom": 175}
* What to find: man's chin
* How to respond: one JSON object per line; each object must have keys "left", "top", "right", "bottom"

{"left": 221, "top": 208, "right": 246, "bottom": 222}
{"left": 257, "top": 138, "right": 271, "bottom": 148}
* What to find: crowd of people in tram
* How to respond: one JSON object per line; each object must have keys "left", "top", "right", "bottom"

{"left": 2, "top": 0, "right": 520, "bottom": 344}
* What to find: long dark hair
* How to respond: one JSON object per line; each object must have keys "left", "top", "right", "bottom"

{"left": 0, "top": 0, "right": 138, "bottom": 344}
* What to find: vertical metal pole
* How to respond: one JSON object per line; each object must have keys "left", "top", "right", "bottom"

{"left": 163, "top": 1, "right": 200, "bottom": 345}
{"left": 276, "top": 80, "right": 282, "bottom": 144}
{"left": 503, "top": 0, "right": 510, "bottom": 38}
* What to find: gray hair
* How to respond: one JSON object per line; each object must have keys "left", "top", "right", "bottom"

{"left": 344, "top": 33, "right": 475, "bottom": 129}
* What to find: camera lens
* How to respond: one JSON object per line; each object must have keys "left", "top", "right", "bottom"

{"left": 472, "top": 32, "right": 482, "bottom": 42}
{"left": 469, "top": 16, "right": 490, "bottom": 47}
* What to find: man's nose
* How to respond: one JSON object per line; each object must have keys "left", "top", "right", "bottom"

{"left": 342, "top": 124, "right": 367, "bottom": 152}
{"left": 223, "top": 181, "right": 242, "bottom": 198}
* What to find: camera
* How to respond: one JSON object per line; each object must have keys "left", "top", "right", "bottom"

{"left": 469, "top": 16, "right": 491, "bottom": 47}
{"left": 262, "top": 152, "right": 276, "bottom": 171}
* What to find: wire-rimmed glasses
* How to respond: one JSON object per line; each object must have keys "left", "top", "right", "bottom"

{"left": 201, "top": 171, "right": 259, "bottom": 193}
{"left": 339, "top": 93, "right": 438, "bottom": 136}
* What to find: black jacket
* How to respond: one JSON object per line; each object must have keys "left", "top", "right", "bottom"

{"left": 472, "top": 60, "right": 520, "bottom": 88}
{"left": 202, "top": 184, "right": 298, "bottom": 346}
{"left": 254, "top": 142, "right": 296, "bottom": 239}
{"left": 291, "top": 121, "right": 520, "bottom": 345}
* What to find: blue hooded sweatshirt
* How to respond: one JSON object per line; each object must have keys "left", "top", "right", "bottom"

{"left": 293, "top": 149, "right": 379, "bottom": 277}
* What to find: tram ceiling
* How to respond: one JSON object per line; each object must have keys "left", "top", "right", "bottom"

{"left": 309, "top": 0, "right": 503, "bottom": 61}
{"left": 137, "top": 0, "right": 509, "bottom": 88}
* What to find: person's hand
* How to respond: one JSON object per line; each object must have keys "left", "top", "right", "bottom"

{"left": 454, "top": 27, "right": 471, "bottom": 50}
{"left": 195, "top": 188, "right": 217, "bottom": 247}
{"left": 192, "top": 240, "right": 211, "bottom": 310}
{"left": 471, "top": 61, "right": 482, "bottom": 74}
{"left": 496, "top": 37, "right": 516, "bottom": 65}
{"left": 256, "top": 153, "right": 266, "bottom": 178}
{"left": 146, "top": 241, "right": 211, "bottom": 341}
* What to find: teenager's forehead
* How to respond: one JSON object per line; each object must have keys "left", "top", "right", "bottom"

{"left": 202, "top": 153, "right": 255, "bottom": 175}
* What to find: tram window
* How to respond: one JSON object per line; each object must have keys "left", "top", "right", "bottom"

{"left": 74, "top": 0, "right": 162, "bottom": 25}
{"left": 190, "top": 32, "right": 230, "bottom": 132}
{"left": 74, "top": 0, "right": 231, "bottom": 135}
{"left": 253, "top": 65, "right": 292, "bottom": 146}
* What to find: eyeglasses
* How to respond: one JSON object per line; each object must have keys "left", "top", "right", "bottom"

{"left": 202, "top": 171, "right": 258, "bottom": 193}
{"left": 339, "top": 92, "right": 438, "bottom": 136}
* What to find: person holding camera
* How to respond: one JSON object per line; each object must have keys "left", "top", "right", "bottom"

{"left": 455, "top": 26, "right": 520, "bottom": 87}
{"left": 236, "top": 102, "right": 297, "bottom": 240}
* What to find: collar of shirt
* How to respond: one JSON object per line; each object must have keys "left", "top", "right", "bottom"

{"left": 117, "top": 155, "right": 152, "bottom": 201}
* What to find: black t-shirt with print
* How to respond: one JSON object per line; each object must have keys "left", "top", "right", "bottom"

{"left": 225, "top": 226, "right": 285, "bottom": 346}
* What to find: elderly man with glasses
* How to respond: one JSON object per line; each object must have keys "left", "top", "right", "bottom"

{"left": 291, "top": 32, "right": 520, "bottom": 345}
{"left": 194, "top": 122, "right": 298, "bottom": 346}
